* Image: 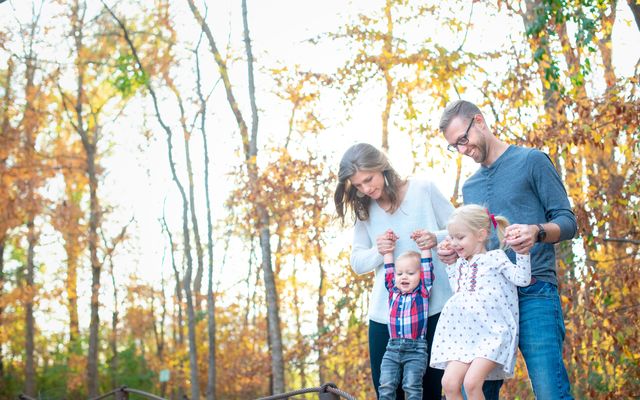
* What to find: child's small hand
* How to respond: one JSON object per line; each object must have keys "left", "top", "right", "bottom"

{"left": 504, "top": 224, "right": 535, "bottom": 254}
{"left": 385, "top": 229, "right": 399, "bottom": 242}
{"left": 411, "top": 229, "right": 436, "bottom": 250}
{"left": 438, "top": 238, "right": 452, "bottom": 251}
{"left": 377, "top": 229, "right": 398, "bottom": 255}
{"left": 437, "top": 237, "right": 457, "bottom": 265}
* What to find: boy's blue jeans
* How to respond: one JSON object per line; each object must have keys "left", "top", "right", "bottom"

{"left": 483, "top": 280, "right": 573, "bottom": 399}
{"left": 379, "top": 338, "right": 427, "bottom": 400}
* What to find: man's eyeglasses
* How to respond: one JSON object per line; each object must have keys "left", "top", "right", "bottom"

{"left": 447, "top": 118, "right": 474, "bottom": 153}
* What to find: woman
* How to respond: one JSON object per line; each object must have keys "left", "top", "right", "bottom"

{"left": 334, "top": 143, "right": 454, "bottom": 399}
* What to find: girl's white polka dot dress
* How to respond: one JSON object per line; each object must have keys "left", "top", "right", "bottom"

{"left": 430, "top": 250, "right": 531, "bottom": 380}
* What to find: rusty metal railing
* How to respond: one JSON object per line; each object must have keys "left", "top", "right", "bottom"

{"left": 18, "top": 382, "right": 356, "bottom": 400}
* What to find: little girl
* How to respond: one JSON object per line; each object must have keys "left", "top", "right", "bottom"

{"left": 430, "top": 204, "right": 531, "bottom": 400}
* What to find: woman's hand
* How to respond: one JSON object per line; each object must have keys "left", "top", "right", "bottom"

{"left": 410, "top": 229, "right": 437, "bottom": 250}
{"left": 376, "top": 229, "right": 399, "bottom": 255}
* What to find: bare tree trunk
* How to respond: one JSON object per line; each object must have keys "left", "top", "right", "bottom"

{"left": 66, "top": 2, "right": 103, "bottom": 395}
{"left": 157, "top": 275, "right": 168, "bottom": 398}
{"left": 521, "top": 0, "right": 562, "bottom": 128}
{"left": 86, "top": 146, "right": 101, "bottom": 397}
{"left": 195, "top": 37, "right": 217, "bottom": 399}
{"left": 380, "top": 0, "right": 394, "bottom": 152}
{"left": 169, "top": 87, "right": 205, "bottom": 300}
{"left": 316, "top": 249, "right": 326, "bottom": 385}
{"left": 102, "top": 5, "right": 201, "bottom": 397}
{"left": 21, "top": 6, "right": 43, "bottom": 395}
{"left": 52, "top": 183, "right": 83, "bottom": 354}
{"left": 242, "top": 1, "right": 285, "bottom": 392}
{"left": 185, "top": 134, "right": 205, "bottom": 302}
{"left": 182, "top": 223, "right": 200, "bottom": 400}
{"left": 186, "top": 0, "right": 285, "bottom": 392}
{"left": 162, "top": 212, "right": 185, "bottom": 399}
{"left": 257, "top": 209, "right": 284, "bottom": 393}
{"left": 108, "top": 254, "right": 119, "bottom": 389}
{"left": 163, "top": 213, "right": 185, "bottom": 347}
{"left": 101, "top": 225, "right": 132, "bottom": 387}
{"left": 451, "top": 155, "right": 463, "bottom": 206}
{"left": 160, "top": 65, "right": 201, "bottom": 400}
{"left": 291, "top": 263, "right": 306, "bottom": 388}
{"left": 0, "top": 58, "right": 13, "bottom": 381}
{"left": 23, "top": 88, "right": 38, "bottom": 400}
{"left": 244, "top": 243, "right": 256, "bottom": 330}
{"left": 67, "top": 242, "right": 80, "bottom": 343}
{"left": 595, "top": 5, "right": 617, "bottom": 89}
{"left": 382, "top": 73, "right": 393, "bottom": 152}
{"left": 24, "top": 221, "right": 37, "bottom": 397}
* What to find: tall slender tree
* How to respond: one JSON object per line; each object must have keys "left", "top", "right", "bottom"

{"left": 102, "top": 2, "right": 201, "bottom": 397}
{"left": 194, "top": 24, "right": 218, "bottom": 399}
{"left": 185, "top": 0, "right": 286, "bottom": 392}
{"left": 15, "top": 3, "right": 48, "bottom": 394}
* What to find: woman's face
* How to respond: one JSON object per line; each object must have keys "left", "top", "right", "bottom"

{"left": 349, "top": 170, "right": 385, "bottom": 200}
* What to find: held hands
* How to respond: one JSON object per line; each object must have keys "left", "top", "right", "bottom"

{"left": 376, "top": 229, "right": 399, "bottom": 256}
{"left": 411, "top": 229, "right": 436, "bottom": 258}
{"left": 437, "top": 237, "right": 457, "bottom": 265}
{"left": 410, "top": 229, "right": 437, "bottom": 251}
{"left": 376, "top": 229, "right": 436, "bottom": 256}
{"left": 504, "top": 224, "right": 534, "bottom": 254}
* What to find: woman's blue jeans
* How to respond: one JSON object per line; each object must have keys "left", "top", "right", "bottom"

{"left": 482, "top": 280, "right": 573, "bottom": 399}
{"left": 379, "top": 338, "right": 428, "bottom": 400}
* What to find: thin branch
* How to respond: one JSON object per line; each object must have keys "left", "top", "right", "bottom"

{"left": 594, "top": 236, "right": 640, "bottom": 245}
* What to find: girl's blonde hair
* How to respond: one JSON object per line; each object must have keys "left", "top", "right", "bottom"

{"left": 448, "top": 204, "right": 510, "bottom": 249}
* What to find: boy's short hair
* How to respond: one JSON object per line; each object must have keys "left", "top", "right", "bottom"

{"left": 396, "top": 251, "right": 421, "bottom": 268}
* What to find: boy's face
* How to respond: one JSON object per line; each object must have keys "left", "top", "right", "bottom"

{"left": 394, "top": 258, "right": 421, "bottom": 294}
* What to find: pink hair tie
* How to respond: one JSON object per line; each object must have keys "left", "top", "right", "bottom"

{"left": 486, "top": 209, "right": 498, "bottom": 229}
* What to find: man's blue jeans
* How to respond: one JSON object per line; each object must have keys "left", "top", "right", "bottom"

{"left": 483, "top": 280, "right": 573, "bottom": 399}
{"left": 379, "top": 338, "right": 428, "bottom": 400}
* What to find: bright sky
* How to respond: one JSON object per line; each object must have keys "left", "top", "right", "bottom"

{"left": 1, "top": 0, "right": 639, "bottom": 334}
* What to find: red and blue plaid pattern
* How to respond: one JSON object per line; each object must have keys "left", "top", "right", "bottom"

{"left": 385, "top": 258, "right": 433, "bottom": 339}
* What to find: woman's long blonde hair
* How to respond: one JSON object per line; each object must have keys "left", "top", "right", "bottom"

{"left": 334, "top": 143, "right": 404, "bottom": 223}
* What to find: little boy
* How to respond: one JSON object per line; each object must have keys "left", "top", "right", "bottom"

{"left": 378, "top": 229, "right": 434, "bottom": 400}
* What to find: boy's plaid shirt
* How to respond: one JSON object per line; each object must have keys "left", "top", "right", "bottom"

{"left": 385, "top": 258, "right": 434, "bottom": 339}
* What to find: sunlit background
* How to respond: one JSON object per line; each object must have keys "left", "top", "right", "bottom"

{"left": 0, "top": 0, "right": 638, "bottom": 398}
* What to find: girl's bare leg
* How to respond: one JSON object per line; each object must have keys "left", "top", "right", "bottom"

{"left": 441, "top": 361, "right": 469, "bottom": 400}
{"left": 463, "top": 358, "right": 499, "bottom": 400}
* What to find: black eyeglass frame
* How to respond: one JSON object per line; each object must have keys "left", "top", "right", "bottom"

{"left": 447, "top": 117, "right": 475, "bottom": 153}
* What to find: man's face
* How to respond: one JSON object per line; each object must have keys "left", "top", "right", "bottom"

{"left": 444, "top": 115, "right": 488, "bottom": 164}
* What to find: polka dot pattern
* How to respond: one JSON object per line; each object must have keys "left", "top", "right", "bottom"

{"left": 429, "top": 250, "right": 531, "bottom": 380}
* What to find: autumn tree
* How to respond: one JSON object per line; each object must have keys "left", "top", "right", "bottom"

{"left": 186, "top": 0, "right": 286, "bottom": 393}
{"left": 468, "top": 1, "right": 640, "bottom": 397}
{"left": 102, "top": 1, "right": 209, "bottom": 397}
{"left": 7, "top": 1, "right": 52, "bottom": 395}
{"left": 331, "top": 0, "right": 472, "bottom": 152}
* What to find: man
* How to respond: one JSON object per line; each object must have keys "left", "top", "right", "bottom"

{"left": 437, "top": 100, "right": 577, "bottom": 399}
